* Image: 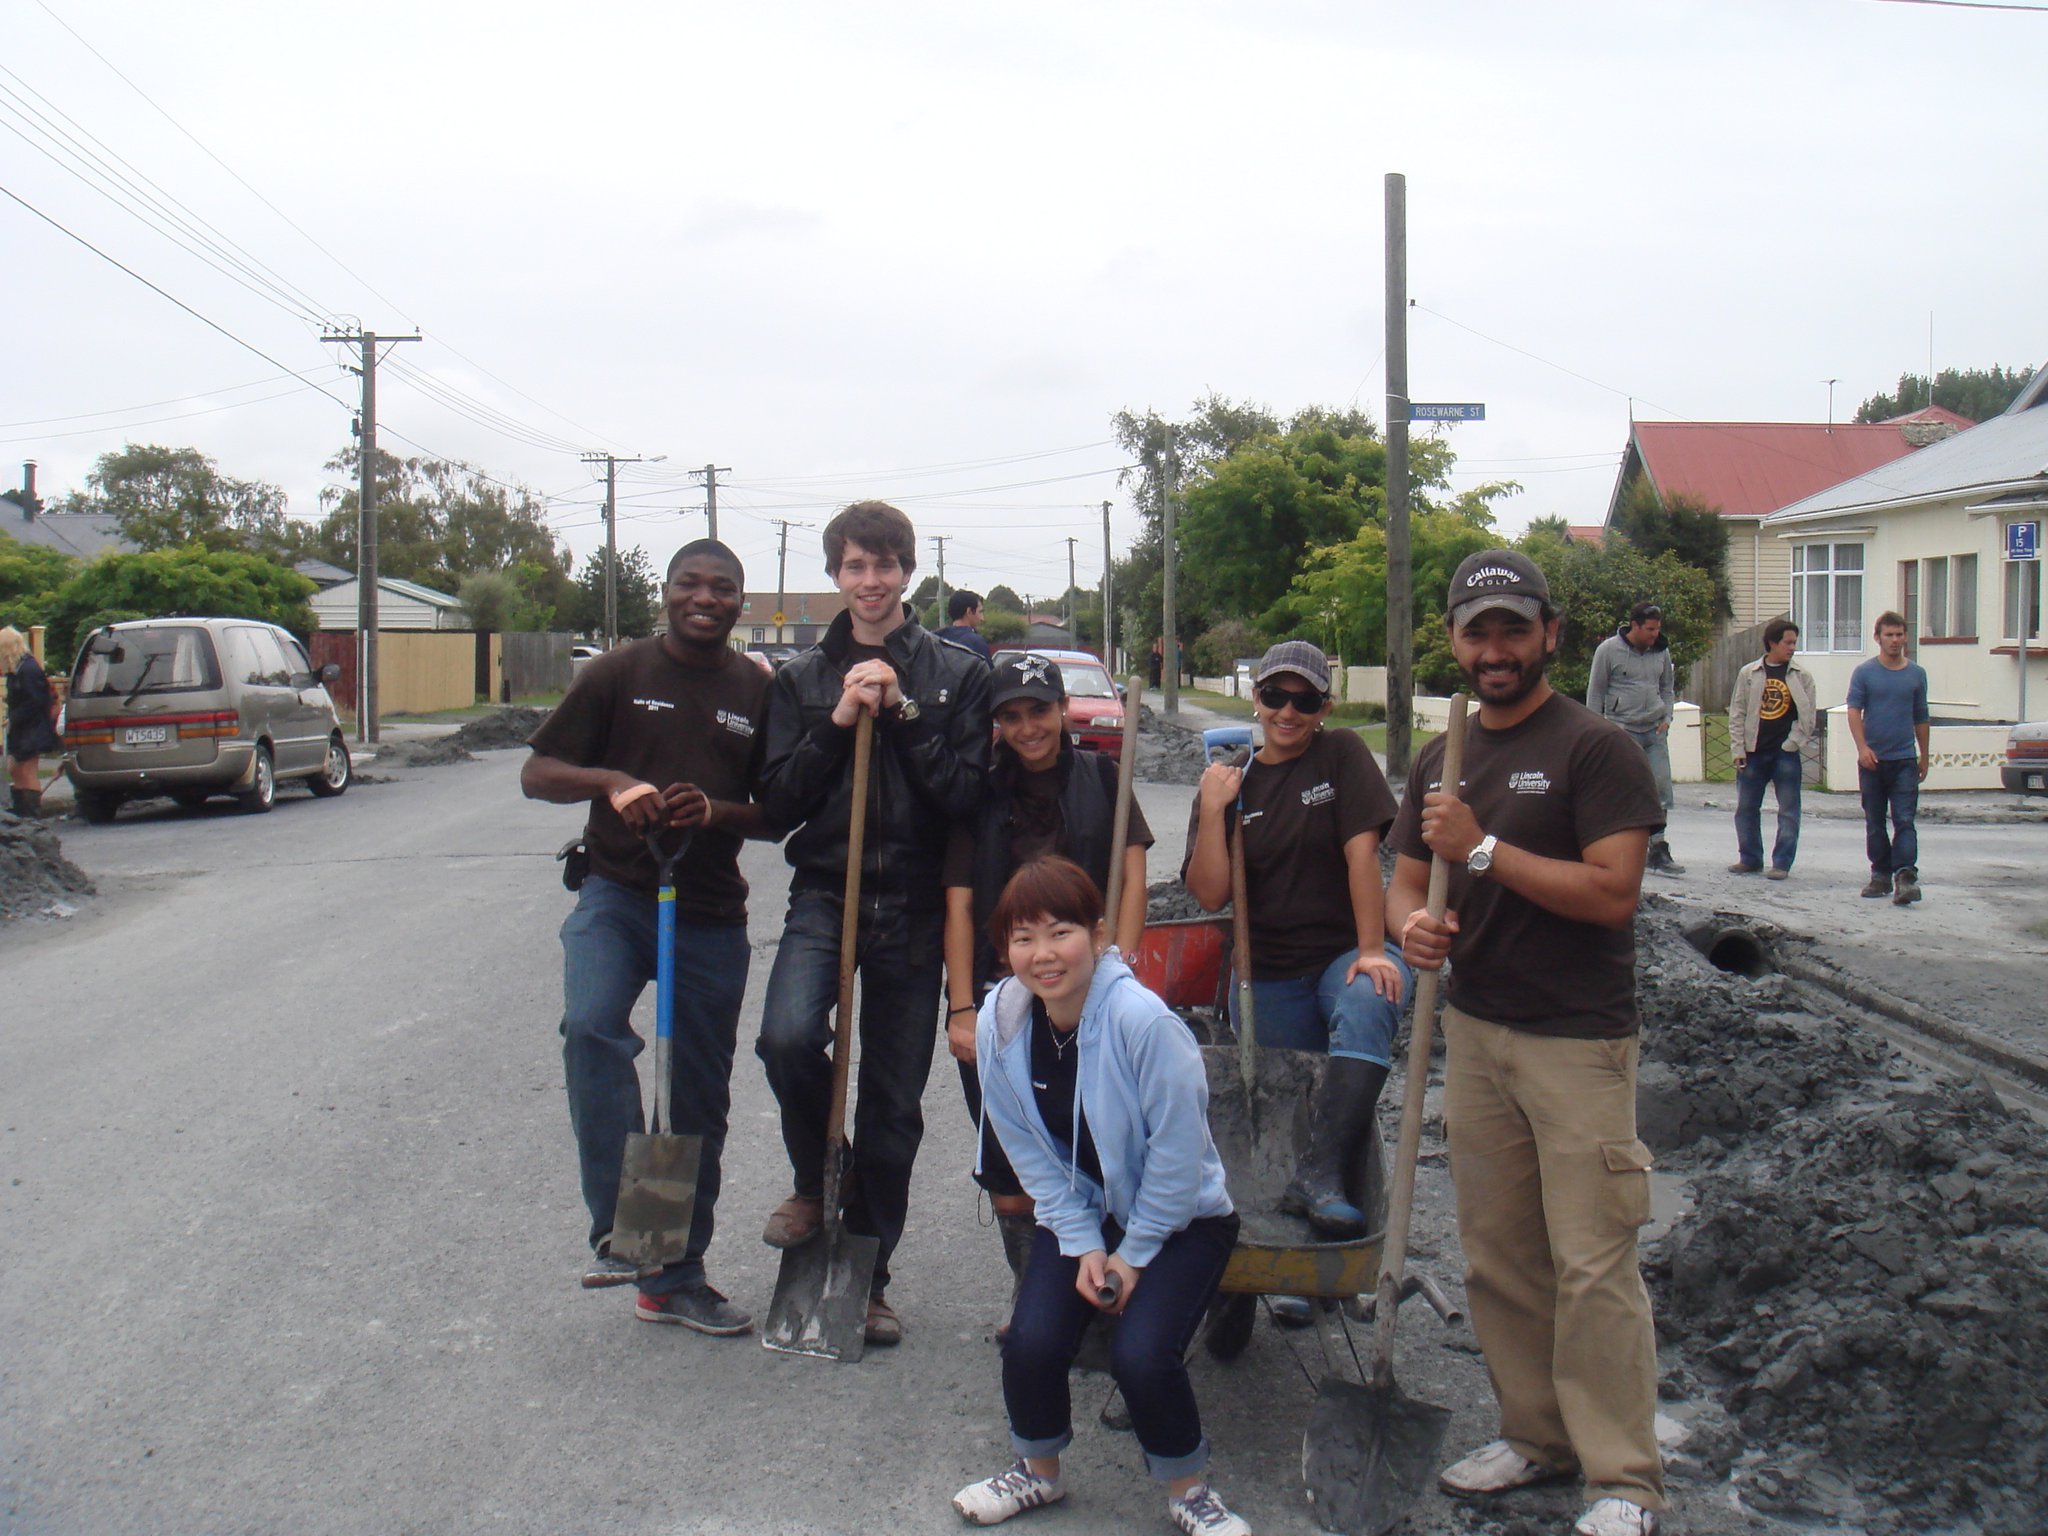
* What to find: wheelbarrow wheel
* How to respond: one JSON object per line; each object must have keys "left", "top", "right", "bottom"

{"left": 1204, "top": 1293, "right": 1257, "bottom": 1361}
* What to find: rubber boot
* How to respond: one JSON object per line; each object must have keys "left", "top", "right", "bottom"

{"left": 10, "top": 787, "right": 41, "bottom": 819}
{"left": 1279, "top": 1058, "right": 1390, "bottom": 1239}
{"left": 1646, "top": 835, "right": 1685, "bottom": 875}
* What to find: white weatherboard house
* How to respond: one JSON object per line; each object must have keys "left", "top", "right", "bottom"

{"left": 311, "top": 576, "right": 469, "bottom": 632}
{"left": 1762, "top": 365, "right": 2047, "bottom": 787}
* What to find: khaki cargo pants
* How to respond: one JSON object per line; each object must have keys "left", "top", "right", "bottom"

{"left": 1441, "top": 1005, "right": 1667, "bottom": 1511}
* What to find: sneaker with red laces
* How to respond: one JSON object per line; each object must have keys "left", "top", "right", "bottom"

{"left": 633, "top": 1284, "right": 753, "bottom": 1336}
{"left": 950, "top": 1461, "right": 1064, "bottom": 1525}
{"left": 762, "top": 1193, "right": 824, "bottom": 1248}
{"left": 1438, "top": 1439, "right": 1577, "bottom": 1497}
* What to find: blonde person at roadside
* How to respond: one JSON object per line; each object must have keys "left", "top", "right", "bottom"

{"left": 2, "top": 627, "right": 61, "bottom": 819}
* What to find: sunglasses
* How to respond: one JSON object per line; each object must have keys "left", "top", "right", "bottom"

{"left": 1256, "top": 682, "right": 1328, "bottom": 714}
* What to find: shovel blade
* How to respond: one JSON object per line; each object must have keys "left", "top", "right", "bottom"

{"left": 1302, "top": 1375, "right": 1453, "bottom": 1536}
{"left": 760, "top": 1226, "right": 880, "bottom": 1363}
{"left": 607, "top": 1132, "right": 701, "bottom": 1270}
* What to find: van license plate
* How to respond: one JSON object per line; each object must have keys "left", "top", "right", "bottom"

{"left": 2029, "top": 772, "right": 2045, "bottom": 790}
{"left": 123, "top": 725, "right": 169, "bottom": 745}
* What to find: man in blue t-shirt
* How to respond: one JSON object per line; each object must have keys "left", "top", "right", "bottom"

{"left": 1844, "top": 611, "right": 1930, "bottom": 905}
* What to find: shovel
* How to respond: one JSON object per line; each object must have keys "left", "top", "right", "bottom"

{"left": 762, "top": 710, "right": 881, "bottom": 1362}
{"left": 606, "top": 830, "right": 701, "bottom": 1272}
{"left": 1303, "top": 693, "right": 1468, "bottom": 1536}
{"left": 1227, "top": 752, "right": 1257, "bottom": 1106}
{"left": 1102, "top": 675, "right": 1144, "bottom": 950}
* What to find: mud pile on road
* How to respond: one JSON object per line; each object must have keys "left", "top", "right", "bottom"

{"left": 1633, "top": 897, "right": 2048, "bottom": 1534}
{"left": 1134, "top": 705, "right": 1210, "bottom": 785}
{"left": 0, "top": 813, "right": 94, "bottom": 920}
{"left": 1146, "top": 878, "right": 1214, "bottom": 923}
{"left": 377, "top": 706, "right": 552, "bottom": 768}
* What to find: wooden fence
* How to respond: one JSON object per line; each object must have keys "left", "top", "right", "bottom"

{"left": 1681, "top": 616, "right": 1778, "bottom": 707}
{"left": 310, "top": 631, "right": 478, "bottom": 719}
{"left": 500, "top": 631, "right": 574, "bottom": 698}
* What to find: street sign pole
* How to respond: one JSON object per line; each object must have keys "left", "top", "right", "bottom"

{"left": 2007, "top": 520, "right": 2039, "bottom": 726}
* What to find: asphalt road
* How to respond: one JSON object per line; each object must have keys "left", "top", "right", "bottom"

{"left": 2, "top": 744, "right": 2043, "bottom": 1535}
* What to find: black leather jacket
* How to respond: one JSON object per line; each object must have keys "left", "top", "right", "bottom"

{"left": 758, "top": 607, "right": 991, "bottom": 910}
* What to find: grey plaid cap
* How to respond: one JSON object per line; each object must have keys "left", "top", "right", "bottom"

{"left": 1253, "top": 640, "right": 1332, "bottom": 692}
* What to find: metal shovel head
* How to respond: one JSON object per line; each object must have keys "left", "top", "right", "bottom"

{"left": 606, "top": 1132, "right": 701, "bottom": 1270}
{"left": 760, "top": 1225, "right": 880, "bottom": 1363}
{"left": 1302, "top": 1374, "right": 1453, "bottom": 1536}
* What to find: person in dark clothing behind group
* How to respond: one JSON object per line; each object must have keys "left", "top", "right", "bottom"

{"left": 754, "top": 500, "right": 992, "bottom": 1346}
{"left": 520, "top": 540, "right": 775, "bottom": 1336}
{"left": 935, "top": 589, "right": 993, "bottom": 660}
{"left": 942, "top": 650, "right": 1153, "bottom": 1319}
{"left": 2, "top": 627, "right": 61, "bottom": 818}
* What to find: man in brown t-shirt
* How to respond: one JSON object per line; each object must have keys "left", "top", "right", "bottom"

{"left": 522, "top": 540, "right": 777, "bottom": 1338}
{"left": 1387, "top": 550, "right": 1668, "bottom": 1536}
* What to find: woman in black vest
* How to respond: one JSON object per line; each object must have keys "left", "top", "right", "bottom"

{"left": 943, "top": 651, "right": 1152, "bottom": 1310}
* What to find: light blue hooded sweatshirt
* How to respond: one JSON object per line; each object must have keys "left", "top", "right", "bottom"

{"left": 975, "top": 952, "right": 1234, "bottom": 1269}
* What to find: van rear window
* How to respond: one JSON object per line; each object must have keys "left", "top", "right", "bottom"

{"left": 72, "top": 626, "right": 222, "bottom": 697}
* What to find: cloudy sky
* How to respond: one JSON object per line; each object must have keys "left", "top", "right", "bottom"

{"left": 5, "top": 0, "right": 2044, "bottom": 605}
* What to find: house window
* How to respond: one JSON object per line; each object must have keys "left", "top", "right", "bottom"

{"left": 1791, "top": 542, "right": 1864, "bottom": 653}
{"left": 1955, "top": 554, "right": 1977, "bottom": 637}
{"left": 2007, "top": 557, "right": 2043, "bottom": 642}
{"left": 751, "top": 627, "right": 765, "bottom": 642}
{"left": 1899, "top": 561, "right": 1918, "bottom": 652}
{"left": 1923, "top": 558, "right": 1949, "bottom": 639}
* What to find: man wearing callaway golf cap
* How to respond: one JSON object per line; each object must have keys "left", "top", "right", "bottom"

{"left": 1386, "top": 549, "right": 1668, "bottom": 1536}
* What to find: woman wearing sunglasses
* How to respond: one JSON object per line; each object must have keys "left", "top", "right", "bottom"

{"left": 1180, "top": 640, "right": 1410, "bottom": 1257}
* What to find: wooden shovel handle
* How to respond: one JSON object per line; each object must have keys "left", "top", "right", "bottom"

{"left": 1372, "top": 693, "right": 1468, "bottom": 1379}
{"left": 1102, "top": 676, "right": 1144, "bottom": 949}
{"left": 823, "top": 710, "right": 873, "bottom": 1194}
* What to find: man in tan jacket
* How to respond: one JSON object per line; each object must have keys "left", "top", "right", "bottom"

{"left": 1726, "top": 618, "right": 1818, "bottom": 879}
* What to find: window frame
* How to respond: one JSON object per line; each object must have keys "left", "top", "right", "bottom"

{"left": 1790, "top": 541, "right": 1867, "bottom": 654}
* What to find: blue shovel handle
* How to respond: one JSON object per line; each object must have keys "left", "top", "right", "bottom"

{"left": 643, "top": 831, "right": 693, "bottom": 1132}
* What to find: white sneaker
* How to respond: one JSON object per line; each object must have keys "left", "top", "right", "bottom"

{"left": 1574, "top": 1497, "right": 1663, "bottom": 1536}
{"left": 951, "top": 1461, "right": 1063, "bottom": 1526}
{"left": 1167, "top": 1481, "right": 1252, "bottom": 1536}
{"left": 1438, "top": 1439, "right": 1575, "bottom": 1497}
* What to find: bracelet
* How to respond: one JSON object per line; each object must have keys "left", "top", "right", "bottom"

{"left": 948, "top": 1004, "right": 977, "bottom": 1017}
{"left": 609, "top": 782, "right": 658, "bottom": 814}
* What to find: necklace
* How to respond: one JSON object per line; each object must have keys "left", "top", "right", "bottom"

{"left": 1048, "top": 1023, "right": 1077, "bottom": 1060}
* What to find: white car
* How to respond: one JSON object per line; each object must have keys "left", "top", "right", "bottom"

{"left": 570, "top": 643, "right": 604, "bottom": 680}
{"left": 2002, "top": 720, "right": 2048, "bottom": 796}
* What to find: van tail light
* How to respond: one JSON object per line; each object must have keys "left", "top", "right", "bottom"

{"left": 186, "top": 710, "right": 240, "bottom": 738}
{"left": 66, "top": 709, "right": 238, "bottom": 746}
{"left": 66, "top": 724, "right": 115, "bottom": 747}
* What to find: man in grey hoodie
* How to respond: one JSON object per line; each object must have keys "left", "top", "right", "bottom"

{"left": 1587, "top": 602, "right": 1683, "bottom": 873}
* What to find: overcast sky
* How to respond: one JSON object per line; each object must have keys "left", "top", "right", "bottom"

{"left": 6, "top": 0, "right": 2045, "bottom": 606}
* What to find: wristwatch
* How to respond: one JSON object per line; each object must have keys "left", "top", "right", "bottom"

{"left": 890, "top": 695, "right": 922, "bottom": 723}
{"left": 1466, "top": 834, "right": 1498, "bottom": 876}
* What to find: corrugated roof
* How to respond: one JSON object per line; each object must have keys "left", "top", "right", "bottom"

{"left": 1766, "top": 373, "right": 2048, "bottom": 523}
{"left": 0, "top": 505, "right": 133, "bottom": 560}
{"left": 1884, "top": 405, "right": 1977, "bottom": 430}
{"left": 1615, "top": 421, "right": 1932, "bottom": 522}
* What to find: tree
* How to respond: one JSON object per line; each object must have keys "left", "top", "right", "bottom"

{"left": 40, "top": 547, "right": 316, "bottom": 663}
{"left": 568, "top": 547, "right": 659, "bottom": 638}
{"left": 0, "top": 543, "right": 79, "bottom": 633}
{"left": 1276, "top": 507, "right": 1499, "bottom": 679}
{"left": 58, "top": 444, "right": 292, "bottom": 560}
{"left": 1513, "top": 534, "right": 1717, "bottom": 702}
{"left": 985, "top": 584, "right": 1024, "bottom": 612}
{"left": 1609, "top": 479, "right": 1732, "bottom": 618}
{"left": 1854, "top": 365, "right": 2035, "bottom": 425}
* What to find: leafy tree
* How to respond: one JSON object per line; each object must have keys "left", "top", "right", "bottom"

{"left": 58, "top": 444, "right": 292, "bottom": 559}
{"left": 569, "top": 547, "right": 659, "bottom": 638}
{"left": 984, "top": 584, "right": 1023, "bottom": 612}
{"left": 0, "top": 543, "right": 79, "bottom": 632}
{"left": 1854, "top": 364, "right": 2035, "bottom": 425}
{"left": 981, "top": 608, "right": 1027, "bottom": 645}
{"left": 457, "top": 571, "right": 523, "bottom": 632}
{"left": 1189, "top": 618, "right": 1267, "bottom": 679}
{"left": 1513, "top": 534, "right": 1717, "bottom": 702}
{"left": 1608, "top": 478, "right": 1732, "bottom": 618}
{"left": 41, "top": 547, "right": 316, "bottom": 663}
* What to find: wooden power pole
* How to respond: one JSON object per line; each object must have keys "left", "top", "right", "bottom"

{"left": 1384, "top": 172, "right": 1414, "bottom": 783}
{"left": 582, "top": 452, "right": 649, "bottom": 647}
{"left": 1100, "top": 499, "right": 1114, "bottom": 672}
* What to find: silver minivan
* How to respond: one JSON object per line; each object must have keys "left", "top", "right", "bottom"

{"left": 63, "top": 617, "right": 352, "bottom": 822}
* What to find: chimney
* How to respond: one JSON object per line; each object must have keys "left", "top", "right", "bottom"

{"left": 20, "top": 461, "right": 36, "bottom": 519}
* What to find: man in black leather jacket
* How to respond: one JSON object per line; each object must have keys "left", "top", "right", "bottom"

{"left": 754, "top": 500, "right": 991, "bottom": 1345}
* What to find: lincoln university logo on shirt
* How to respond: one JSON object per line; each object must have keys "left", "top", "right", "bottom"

{"left": 717, "top": 709, "right": 756, "bottom": 739}
{"left": 1300, "top": 781, "right": 1336, "bottom": 808}
{"left": 1508, "top": 770, "right": 1551, "bottom": 795}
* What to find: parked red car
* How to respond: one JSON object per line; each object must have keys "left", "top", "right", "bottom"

{"left": 993, "top": 648, "right": 1126, "bottom": 758}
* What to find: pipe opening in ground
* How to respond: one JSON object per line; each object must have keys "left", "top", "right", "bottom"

{"left": 1684, "top": 923, "right": 1776, "bottom": 978}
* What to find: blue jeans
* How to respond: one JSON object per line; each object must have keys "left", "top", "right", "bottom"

{"left": 1734, "top": 746, "right": 1802, "bottom": 872}
{"left": 1859, "top": 758, "right": 1920, "bottom": 876}
{"left": 559, "top": 875, "right": 751, "bottom": 1295}
{"left": 1229, "top": 944, "right": 1413, "bottom": 1066}
{"left": 1003, "top": 1215, "right": 1240, "bottom": 1479}
{"left": 756, "top": 891, "right": 945, "bottom": 1293}
{"left": 1622, "top": 726, "right": 1674, "bottom": 814}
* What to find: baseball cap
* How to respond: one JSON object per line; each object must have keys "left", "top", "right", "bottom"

{"left": 1447, "top": 549, "right": 1551, "bottom": 626}
{"left": 1253, "top": 639, "right": 1333, "bottom": 693}
{"left": 991, "top": 651, "right": 1066, "bottom": 709}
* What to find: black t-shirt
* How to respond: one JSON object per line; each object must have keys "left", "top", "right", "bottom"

{"left": 1029, "top": 997, "right": 1102, "bottom": 1185}
{"left": 1389, "top": 692, "right": 1662, "bottom": 1039}
{"left": 526, "top": 639, "right": 767, "bottom": 923}
{"left": 940, "top": 759, "right": 1155, "bottom": 888}
{"left": 1180, "top": 727, "right": 1398, "bottom": 979}
{"left": 1754, "top": 662, "right": 1796, "bottom": 755}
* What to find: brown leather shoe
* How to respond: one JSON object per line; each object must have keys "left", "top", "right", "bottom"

{"left": 762, "top": 1193, "right": 823, "bottom": 1249}
{"left": 864, "top": 1293, "right": 904, "bottom": 1346}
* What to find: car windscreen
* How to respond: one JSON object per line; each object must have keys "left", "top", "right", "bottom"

{"left": 1058, "top": 663, "right": 1116, "bottom": 699}
{"left": 71, "top": 627, "right": 222, "bottom": 698}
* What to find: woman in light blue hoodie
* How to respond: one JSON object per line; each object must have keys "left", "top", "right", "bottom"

{"left": 950, "top": 857, "right": 1250, "bottom": 1536}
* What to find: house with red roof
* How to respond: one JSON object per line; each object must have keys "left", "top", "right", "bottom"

{"left": 1603, "top": 407, "right": 1970, "bottom": 634}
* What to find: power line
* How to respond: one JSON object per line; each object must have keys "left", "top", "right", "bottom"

{"left": 0, "top": 379, "right": 332, "bottom": 445}
{"left": 0, "top": 178, "right": 349, "bottom": 412}
{"left": 0, "top": 368, "right": 343, "bottom": 429}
